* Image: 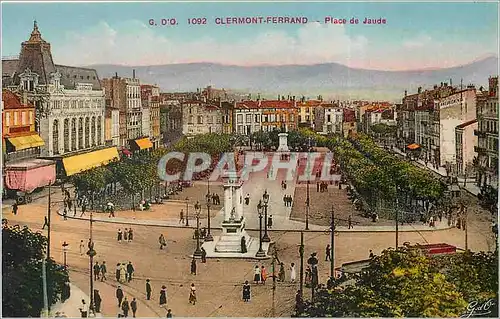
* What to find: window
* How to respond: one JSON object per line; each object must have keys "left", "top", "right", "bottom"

{"left": 85, "top": 118, "right": 90, "bottom": 148}
{"left": 197, "top": 115, "right": 203, "bottom": 124}
{"left": 5, "top": 112, "right": 10, "bottom": 126}
{"left": 21, "top": 112, "right": 26, "bottom": 125}
{"left": 64, "top": 119, "right": 70, "bottom": 152}
{"left": 78, "top": 118, "right": 84, "bottom": 149}
{"left": 14, "top": 112, "right": 18, "bottom": 125}
{"left": 255, "top": 114, "right": 260, "bottom": 123}
{"left": 246, "top": 114, "right": 252, "bottom": 123}
{"left": 270, "top": 114, "right": 276, "bottom": 122}
{"left": 237, "top": 114, "right": 243, "bottom": 123}
{"left": 53, "top": 120, "right": 59, "bottom": 155}
{"left": 71, "top": 119, "right": 77, "bottom": 151}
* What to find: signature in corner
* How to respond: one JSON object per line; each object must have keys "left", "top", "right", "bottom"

{"left": 461, "top": 299, "right": 496, "bottom": 318}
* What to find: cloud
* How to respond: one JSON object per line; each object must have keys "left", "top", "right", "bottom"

{"left": 51, "top": 20, "right": 496, "bottom": 70}
{"left": 53, "top": 20, "right": 368, "bottom": 67}
{"left": 403, "top": 34, "right": 432, "bottom": 48}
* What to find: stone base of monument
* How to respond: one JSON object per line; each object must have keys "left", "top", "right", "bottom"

{"left": 200, "top": 218, "right": 271, "bottom": 259}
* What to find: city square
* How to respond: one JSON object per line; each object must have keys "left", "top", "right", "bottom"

{"left": 2, "top": 1, "right": 499, "bottom": 318}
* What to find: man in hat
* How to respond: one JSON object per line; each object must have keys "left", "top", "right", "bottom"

{"left": 146, "top": 279, "right": 152, "bottom": 300}
{"left": 116, "top": 286, "right": 124, "bottom": 307}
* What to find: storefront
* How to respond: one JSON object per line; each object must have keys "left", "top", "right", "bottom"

{"left": 62, "top": 147, "right": 119, "bottom": 177}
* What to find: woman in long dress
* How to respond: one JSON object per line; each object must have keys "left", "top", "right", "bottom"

{"left": 290, "top": 263, "right": 297, "bottom": 283}
{"left": 189, "top": 283, "right": 197, "bottom": 305}
{"left": 278, "top": 263, "right": 285, "bottom": 282}
{"left": 253, "top": 265, "right": 261, "bottom": 284}
{"left": 159, "top": 285, "right": 167, "bottom": 307}
{"left": 119, "top": 263, "right": 127, "bottom": 283}
{"left": 260, "top": 266, "right": 267, "bottom": 284}
{"left": 242, "top": 281, "right": 251, "bottom": 302}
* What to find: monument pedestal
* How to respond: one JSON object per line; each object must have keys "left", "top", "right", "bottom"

{"left": 215, "top": 218, "right": 249, "bottom": 253}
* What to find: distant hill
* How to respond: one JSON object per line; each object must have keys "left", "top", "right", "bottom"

{"left": 87, "top": 56, "right": 498, "bottom": 101}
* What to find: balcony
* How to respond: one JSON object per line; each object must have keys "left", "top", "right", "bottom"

{"left": 474, "top": 146, "right": 487, "bottom": 154}
{"left": 474, "top": 129, "right": 487, "bottom": 137}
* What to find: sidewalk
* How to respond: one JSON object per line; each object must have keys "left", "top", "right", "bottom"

{"left": 51, "top": 283, "right": 102, "bottom": 318}
{"left": 391, "top": 147, "right": 481, "bottom": 196}
{"left": 58, "top": 210, "right": 452, "bottom": 233}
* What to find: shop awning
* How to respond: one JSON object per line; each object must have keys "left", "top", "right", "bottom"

{"left": 407, "top": 143, "right": 421, "bottom": 150}
{"left": 134, "top": 138, "right": 153, "bottom": 150}
{"left": 62, "top": 147, "right": 119, "bottom": 176}
{"left": 7, "top": 134, "right": 45, "bottom": 151}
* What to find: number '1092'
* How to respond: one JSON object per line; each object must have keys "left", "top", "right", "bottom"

{"left": 188, "top": 18, "right": 207, "bottom": 25}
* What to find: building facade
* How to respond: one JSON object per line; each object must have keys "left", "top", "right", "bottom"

{"left": 2, "top": 22, "right": 106, "bottom": 158}
{"left": 475, "top": 76, "right": 498, "bottom": 189}
{"left": 234, "top": 101, "right": 262, "bottom": 135}
{"left": 141, "top": 84, "right": 161, "bottom": 148}
{"left": 259, "top": 100, "right": 298, "bottom": 132}
{"left": 182, "top": 100, "right": 223, "bottom": 135}
{"left": 455, "top": 119, "right": 478, "bottom": 176}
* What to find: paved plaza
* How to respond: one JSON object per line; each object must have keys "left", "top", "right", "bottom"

{"left": 2, "top": 163, "right": 496, "bottom": 317}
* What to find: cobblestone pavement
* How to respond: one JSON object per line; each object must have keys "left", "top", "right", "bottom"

{"left": 3, "top": 179, "right": 495, "bottom": 317}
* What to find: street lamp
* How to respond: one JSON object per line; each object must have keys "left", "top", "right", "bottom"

{"left": 205, "top": 179, "right": 213, "bottom": 242}
{"left": 62, "top": 241, "right": 69, "bottom": 269}
{"left": 87, "top": 210, "right": 97, "bottom": 316}
{"left": 185, "top": 197, "right": 189, "bottom": 226}
{"left": 262, "top": 190, "right": 271, "bottom": 242}
{"left": 256, "top": 200, "right": 266, "bottom": 258}
{"left": 193, "top": 201, "right": 203, "bottom": 257}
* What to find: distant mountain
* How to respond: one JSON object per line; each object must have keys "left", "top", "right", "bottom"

{"left": 87, "top": 56, "right": 498, "bottom": 101}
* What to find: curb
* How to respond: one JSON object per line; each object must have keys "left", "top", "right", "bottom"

{"left": 56, "top": 211, "right": 452, "bottom": 233}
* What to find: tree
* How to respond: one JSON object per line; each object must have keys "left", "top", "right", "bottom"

{"left": 2, "top": 224, "right": 70, "bottom": 317}
{"left": 299, "top": 248, "right": 471, "bottom": 317}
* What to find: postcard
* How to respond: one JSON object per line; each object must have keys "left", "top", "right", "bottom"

{"left": 1, "top": 1, "right": 498, "bottom": 318}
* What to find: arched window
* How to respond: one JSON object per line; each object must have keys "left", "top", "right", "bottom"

{"left": 85, "top": 118, "right": 90, "bottom": 148}
{"left": 97, "top": 116, "right": 102, "bottom": 145}
{"left": 78, "top": 118, "right": 84, "bottom": 149}
{"left": 63, "top": 119, "right": 70, "bottom": 152}
{"left": 71, "top": 118, "right": 77, "bottom": 151}
{"left": 52, "top": 119, "right": 59, "bottom": 155}
{"left": 91, "top": 116, "right": 96, "bottom": 146}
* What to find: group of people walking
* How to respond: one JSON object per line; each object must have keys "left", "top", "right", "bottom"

{"left": 115, "top": 262, "right": 135, "bottom": 283}
{"left": 117, "top": 228, "right": 134, "bottom": 242}
{"left": 283, "top": 195, "right": 293, "bottom": 207}
{"left": 115, "top": 286, "right": 138, "bottom": 317}
{"left": 317, "top": 181, "right": 329, "bottom": 192}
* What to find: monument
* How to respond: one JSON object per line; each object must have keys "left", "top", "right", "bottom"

{"left": 277, "top": 132, "right": 290, "bottom": 152}
{"left": 202, "top": 171, "right": 270, "bottom": 259}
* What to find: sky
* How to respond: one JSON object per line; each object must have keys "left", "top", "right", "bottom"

{"left": 1, "top": 1, "right": 499, "bottom": 70}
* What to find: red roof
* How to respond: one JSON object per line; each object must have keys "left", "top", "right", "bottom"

{"left": 2, "top": 90, "right": 34, "bottom": 109}
{"left": 343, "top": 109, "right": 356, "bottom": 122}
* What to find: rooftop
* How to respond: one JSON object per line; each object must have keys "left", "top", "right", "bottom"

{"left": 2, "top": 89, "right": 34, "bottom": 109}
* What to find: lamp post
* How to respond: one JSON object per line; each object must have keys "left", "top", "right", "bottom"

{"left": 305, "top": 181, "right": 310, "bottom": 230}
{"left": 62, "top": 241, "right": 69, "bottom": 269}
{"left": 256, "top": 200, "right": 266, "bottom": 257}
{"left": 262, "top": 190, "right": 271, "bottom": 242}
{"left": 87, "top": 210, "right": 97, "bottom": 316}
{"left": 193, "top": 201, "right": 203, "bottom": 257}
{"left": 185, "top": 197, "right": 189, "bottom": 226}
{"left": 205, "top": 179, "right": 213, "bottom": 241}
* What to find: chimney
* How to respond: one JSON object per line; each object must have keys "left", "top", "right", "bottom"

{"left": 132, "top": 69, "right": 136, "bottom": 79}
{"left": 115, "top": 72, "right": 118, "bottom": 79}
{"left": 23, "top": 91, "right": 28, "bottom": 105}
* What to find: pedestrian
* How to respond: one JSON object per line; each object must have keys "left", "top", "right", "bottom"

{"left": 93, "top": 261, "right": 100, "bottom": 281}
{"left": 242, "top": 280, "right": 251, "bottom": 302}
{"left": 279, "top": 262, "right": 285, "bottom": 282}
{"left": 67, "top": 198, "right": 72, "bottom": 212}
{"left": 290, "top": 263, "right": 296, "bottom": 282}
{"left": 42, "top": 216, "right": 49, "bottom": 229}
{"left": 159, "top": 285, "right": 167, "bottom": 307}
{"left": 201, "top": 247, "right": 207, "bottom": 263}
{"left": 253, "top": 265, "right": 261, "bottom": 284}
{"left": 283, "top": 181, "right": 287, "bottom": 190}
{"left": 12, "top": 202, "right": 18, "bottom": 215}
{"left": 216, "top": 193, "right": 220, "bottom": 205}
{"left": 79, "top": 299, "right": 88, "bottom": 318}
{"left": 127, "top": 261, "right": 134, "bottom": 282}
{"left": 108, "top": 202, "right": 115, "bottom": 218}
{"left": 128, "top": 228, "right": 133, "bottom": 242}
{"left": 325, "top": 244, "right": 331, "bottom": 261}
{"left": 117, "top": 229, "right": 123, "bottom": 242}
{"left": 245, "top": 194, "right": 250, "bottom": 205}
{"left": 159, "top": 234, "right": 166, "bottom": 250}
{"left": 146, "top": 279, "right": 152, "bottom": 300}
{"left": 295, "top": 290, "right": 303, "bottom": 313}
{"left": 116, "top": 286, "right": 124, "bottom": 307}
{"left": 369, "top": 250, "right": 374, "bottom": 259}
{"left": 261, "top": 265, "right": 267, "bottom": 284}
{"left": 80, "top": 240, "right": 85, "bottom": 255}
{"left": 130, "top": 298, "right": 137, "bottom": 318}
{"left": 283, "top": 195, "right": 286, "bottom": 205}
{"left": 316, "top": 182, "right": 320, "bottom": 192}
{"left": 267, "top": 215, "right": 273, "bottom": 228}
{"left": 116, "top": 263, "right": 121, "bottom": 281}
{"left": 80, "top": 201, "right": 86, "bottom": 217}
{"left": 100, "top": 261, "right": 107, "bottom": 281}
{"left": 94, "top": 290, "right": 102, "bottom": 313}
{"left": 179, "top": 209, "right": 184, "bottom": 224}
{"left": 348, "top": 215, "right": 353, "bottom": 229}
{"left": 87, "top": 238, "right": 93, "bottom": 251}
{"left": 124, "top": 228, "right": 129, "bottom": 241}
{"left": 166, "top": 309, "right": 173, "bottom": 318}
{"left": 189, "top": 283, "right": 197, "bottom": 305}
{"left": 190, "top": 257, "right": 197, "bottom": 275}
{"left": 121, "top": 297, "right": 130, "bottom": 317}
{"left": 120, "top": 263, "right": 127, "bottom": 283}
